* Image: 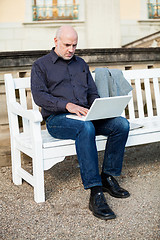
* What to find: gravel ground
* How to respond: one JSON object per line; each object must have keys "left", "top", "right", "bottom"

{"left": 0, "top": 142, "right": 160, "bottom": 240}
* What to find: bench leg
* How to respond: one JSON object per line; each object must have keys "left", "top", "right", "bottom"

{"left": 11, "top": 142, "right": 22, "bottom": 185}
{"left": 32, "top": 154, "right": 45, "bottom": 203}
{"left": 30, "top": 122, "right": 45, "bottom": 203}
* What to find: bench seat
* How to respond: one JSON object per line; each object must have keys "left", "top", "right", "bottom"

{"left": 14, "top": 116, "right": 160, "bottom": 171}
{"left": 16, "top": 116, "right": 160, "bottom": 149}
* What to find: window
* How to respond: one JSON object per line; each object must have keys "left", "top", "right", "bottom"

{"left": 148, "top": 0, "right": 160, "bottom": 19}
{"left": 32, "top": 0, "right": 79, "bottom": 21}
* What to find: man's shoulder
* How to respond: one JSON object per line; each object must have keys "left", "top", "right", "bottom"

{"left": 74, "top": 55, "right": 88, "bottom": 65}
{"left": 34, "top": 51, "right": 52, "bottom": 66}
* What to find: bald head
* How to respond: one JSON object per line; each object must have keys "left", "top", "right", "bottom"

{"left": 56, "top": 25, "right": 78, "bottom": 40}
{"left": 54, "top": 25, "right": 78, "bottom": 60}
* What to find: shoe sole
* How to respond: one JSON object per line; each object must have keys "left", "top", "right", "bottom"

{"left": 102, "top": 187, "right": 130, "bottom": 198}
{"left": 89, "top": 205, "right": 116, "bottom": 220}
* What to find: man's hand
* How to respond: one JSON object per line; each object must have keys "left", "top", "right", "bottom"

{"left": 66, "top": 103, "right": 88, "bottom": 117}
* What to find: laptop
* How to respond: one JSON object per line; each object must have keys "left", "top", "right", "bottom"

{"left": 66, "top": 95, "right": 132, "bottom": 121}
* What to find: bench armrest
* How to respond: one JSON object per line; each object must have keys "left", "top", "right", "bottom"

{"left": 10, "top": 102, "right": 43, "bottom": 123}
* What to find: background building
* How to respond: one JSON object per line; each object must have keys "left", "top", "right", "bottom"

{"left": 0, "top": 0, "right": 160, "bottom": 51}
{"left": 0, "top": 0, "right": 121, "bottom": 50}
{"left": 120, "top": 0, "right": 160, "bottom": 47}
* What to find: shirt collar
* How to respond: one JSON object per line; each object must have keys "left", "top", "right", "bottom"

{"left": 50, "top": 47, "right": 77, "bottom": 64}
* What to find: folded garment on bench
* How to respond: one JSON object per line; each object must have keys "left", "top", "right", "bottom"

{"left": 95, "top": 68, "right": 133, "bottom": 97}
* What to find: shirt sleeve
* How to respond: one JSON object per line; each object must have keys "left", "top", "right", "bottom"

{"left": 87, "top": 67, "right": 100, "bottom": 107}
{"left": 31, "top": 62, "right": 68, "bottom": 113}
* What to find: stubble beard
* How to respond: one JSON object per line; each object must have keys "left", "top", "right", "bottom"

{"left": 57, "top": 44, "right": 73, "bottom": 60}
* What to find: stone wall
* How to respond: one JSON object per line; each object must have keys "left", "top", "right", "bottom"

{"left": 1, "top": 48, "right": 160, "bottom": 71}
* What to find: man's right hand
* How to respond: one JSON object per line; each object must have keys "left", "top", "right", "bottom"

{"left": 66, "top": 103, "right": 89, "bottom": 117}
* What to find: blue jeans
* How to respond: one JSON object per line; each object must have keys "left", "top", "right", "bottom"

{"left": 46, "top": 114, "right": 130, "bottom": 189}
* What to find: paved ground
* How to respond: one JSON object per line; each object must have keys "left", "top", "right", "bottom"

{"left": 0, "top": 142, "right": 160, "bottom": 240}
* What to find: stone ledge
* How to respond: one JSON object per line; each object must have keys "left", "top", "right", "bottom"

{"left": 0, "top": 48, "right": 160, "bottom": 70}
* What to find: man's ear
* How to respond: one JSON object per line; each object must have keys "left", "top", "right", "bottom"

{"left": 54, "top": 37, "right": 58, "bottom": 47}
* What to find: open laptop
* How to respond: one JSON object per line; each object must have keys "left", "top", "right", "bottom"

{"left": 66, "top": 95, "right": 132, "bottom": 121}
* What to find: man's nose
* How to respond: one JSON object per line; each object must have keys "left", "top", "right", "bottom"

{"left": 69, "top": 45, "right": 74, "bottom": 52}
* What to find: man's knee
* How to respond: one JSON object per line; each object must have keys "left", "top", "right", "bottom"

{"left": 118, "top": 117, "right": 130, "bottom": 134}
{"left": 79, "top": 121, "right": 96, "bottom": 137}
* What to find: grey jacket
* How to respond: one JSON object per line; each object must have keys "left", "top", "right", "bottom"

{"left": 95, "top": 68, "right": 133, "bottom": 97}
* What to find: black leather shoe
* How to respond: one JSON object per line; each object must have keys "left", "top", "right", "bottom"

{"left": 101, "top": 174, "right": 130, "bottom": 198}
{"left": 89, "top": 192, "right": 116, "bottom": 220}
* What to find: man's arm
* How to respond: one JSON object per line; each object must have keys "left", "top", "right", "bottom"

{"left": 31, "top": 62, "right": 69, "bottom": 113}
{"left": 87, "top": 68, "right": 100, "bottom": 106}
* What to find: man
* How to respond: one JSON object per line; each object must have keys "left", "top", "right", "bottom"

{"left": 31, "top": 25, "right": 130, "bottom": 220}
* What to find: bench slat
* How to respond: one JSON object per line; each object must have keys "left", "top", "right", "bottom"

{"left": 127, "top": 79, "right": 135, "bottom": 120}
{"left": 135, "top": 78, "right": 144, "bottom": 118}
{"left": 153, "top": 77, "right": 160, "bottom": 117}
{"left": 19, "top": 88, "right": 29, "bottom": 133}
{"left": 19, "top": 88, "right": 27, "bottom": 109}
{"left": 123, "top": 68, "right": 160, "bottom": 79}
{"left": 14, "top": 77, "right": 30, "bottom": 89}
{"left": 144, "top": 78, "right": 153, "bottom": 117}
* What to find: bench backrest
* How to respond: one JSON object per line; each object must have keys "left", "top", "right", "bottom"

{"left": 123, "top": 68, "right": 160, "bottom": 119}
{"left": 5, "top": 74, "right": 39, "bottom": 136}
{"left": 5, "top": 68, "right": 160, "bottom": 134}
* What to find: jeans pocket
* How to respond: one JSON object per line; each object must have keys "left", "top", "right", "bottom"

{"left": 45, "top": 114, "right": 56, "bottom": 124}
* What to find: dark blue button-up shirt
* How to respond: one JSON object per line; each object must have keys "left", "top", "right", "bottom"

{"left": 31, "top": 48, "right": 99, "bottom": 119}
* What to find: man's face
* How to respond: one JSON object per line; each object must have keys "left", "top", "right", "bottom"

{"left": 54, "top": 32, "right": 78, "bottom": 60}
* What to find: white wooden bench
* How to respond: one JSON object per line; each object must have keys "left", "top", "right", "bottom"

{"left": 4, "top": 68, "right": 160, "bottom": 203}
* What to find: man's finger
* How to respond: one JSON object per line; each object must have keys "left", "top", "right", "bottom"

{"left": 76, "top": 109, "right": 88, "bottom": 117}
